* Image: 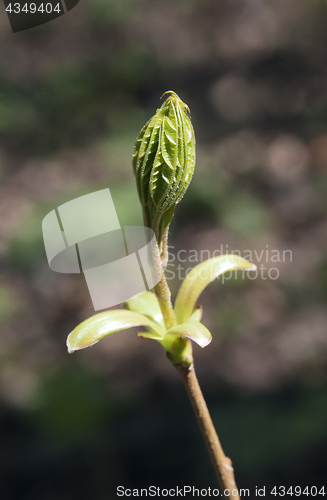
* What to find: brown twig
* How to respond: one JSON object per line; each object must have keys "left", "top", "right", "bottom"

{"left": 175, "top": 363, "right": 240, "bottom": 500}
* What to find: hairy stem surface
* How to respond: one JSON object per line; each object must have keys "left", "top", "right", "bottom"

{"left": 175, "top": 364, "right": 240, "bottom": 500}
{"left": 153, "top": 240, "right": 177, "bottom": 330}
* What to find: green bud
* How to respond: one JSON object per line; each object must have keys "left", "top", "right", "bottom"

{"left": 133, "top": 91, "right": 196, "bottom": 245}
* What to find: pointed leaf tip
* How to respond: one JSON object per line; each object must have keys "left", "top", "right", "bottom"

{"left": 67, "top": 309, "right": 165, "bottom": 354}
{"left": 174, "top": 255, "right": 256, "bottom": 324}
{"left": 165, "top": 321, "right": 212, "bottom": 348}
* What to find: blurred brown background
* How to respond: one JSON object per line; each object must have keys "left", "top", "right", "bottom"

{"left": 0, "top": 0, "right": 327, "bottom": 498}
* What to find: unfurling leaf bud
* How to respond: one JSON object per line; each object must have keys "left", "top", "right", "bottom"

{"left": 133, "top": 91, "right": 196, "bottom": 246}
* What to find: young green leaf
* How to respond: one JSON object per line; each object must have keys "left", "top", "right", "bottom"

{"left": 165, "top": 321, "right": 212, "bottom": 348}
{"left": 190, "top": 305, "right": 203, "bottom": 322}
{"left": 124, "top": 291, "right": 165, "bottom": 328}
{"left": 138, "top": 331, "right": 163, "bottom": 341}
{"left": 67, "top": 309, "right": 165, "bottom": 354}
{"left": 174, "top": 255, "right": 257, "bottom": 324}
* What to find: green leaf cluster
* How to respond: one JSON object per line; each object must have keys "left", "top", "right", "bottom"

{"left": 66, "top": 92, "right": 256, "bottom": 368}
{"left": 67, "top": 255, "right": 256, "bottom": 367}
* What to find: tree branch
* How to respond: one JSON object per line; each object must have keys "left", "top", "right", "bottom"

{"left": 175, "top": 363, "right": 240, "bottom": 499}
